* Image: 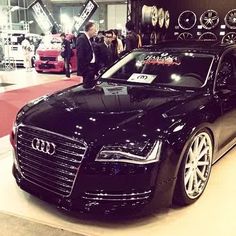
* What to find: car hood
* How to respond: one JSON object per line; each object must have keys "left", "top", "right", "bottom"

{"left": 20, "top": 83, "right": 204, "bottom": 144}
{"left": 36, "top": 49, "right": 61, "bottom": 57}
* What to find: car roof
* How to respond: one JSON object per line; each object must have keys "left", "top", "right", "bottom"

{"left": 140, "top": 40, "right": 236, "bottom": 56}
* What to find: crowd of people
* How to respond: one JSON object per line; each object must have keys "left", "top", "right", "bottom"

{"left": 60, "top": 21, "right": 141, "bottom": 88}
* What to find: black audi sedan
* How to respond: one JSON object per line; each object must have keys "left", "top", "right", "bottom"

{"left": 11, "top": 41, "right": 236, "bottom": 214}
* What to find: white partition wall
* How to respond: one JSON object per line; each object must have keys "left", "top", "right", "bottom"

{"left": 107, "top": 4, "right": 127, "bottom": 30}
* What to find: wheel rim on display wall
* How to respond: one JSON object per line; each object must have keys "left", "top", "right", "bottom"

{"left": 150, "top": 31, "right": 157, "bottom": 44}
{"left": 164, "top": 10, "right": 170, "bottom": 29}
{"left": 178, "top": 10, "right": 197, "bottom": 30}
{"left": 222, "top": 32, "right": 236, "bottom": 44}
{"left": 225, "top": 9, "right": 236, "bottom": 29}
{"left": 177, "top": 32, "right": 193, "bottom": 40}
{"left": 199, "top": 32, "right": 217, "bottom": 41}
{"left": 141, "top": 5, "right": 171, "bottom": 44}
{"left": 158, "top": 8, "right": 165, "bottom": 28}
{"left": 142, "top": 5, "right": 158, "bottom": 27}
{"left": 200, "top": 10, "right": 219, "bottom": 30}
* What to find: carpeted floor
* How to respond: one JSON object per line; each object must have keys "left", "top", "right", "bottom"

{"left": 0, "top": 78, "right": 82, "bottom": 137}
{"left": 0, "top": 212, "right": 85, "bottom": 236}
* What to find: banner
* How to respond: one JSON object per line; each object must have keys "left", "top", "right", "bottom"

{"left": 28, "top": 0, "right": 60, "bottom": 34}
{"left": 73, "top": 0, "right": 98, "bottom": 33}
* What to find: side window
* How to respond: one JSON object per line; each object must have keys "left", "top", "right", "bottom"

{"left": 216, "top": 52, "right": 236, "bottom": 88}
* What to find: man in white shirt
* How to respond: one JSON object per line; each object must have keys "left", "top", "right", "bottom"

{"left": 76, "top": 22, "right": 97, "bottom": 89}
{"left": 21, "top": 36, "right": 32, "bottom": 71}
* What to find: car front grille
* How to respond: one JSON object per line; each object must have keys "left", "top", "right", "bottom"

{"left": 16, "top": 125, "right": 87, "bottom": 197}
{"left": 39, "top": 64, "right": 55, "bottom": 69}
{"left": 82, "top": 190, "right": 152, "bottom": 202}
{"left": 40, "top": 56, "right": 57, "bottom": 61}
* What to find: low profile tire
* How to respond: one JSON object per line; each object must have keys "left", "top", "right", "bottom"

{"left": 35, "top": 70, "right": 43, "bottom": 73}
{"left": 174, "top": 129, "right": 213, "bottom": 206}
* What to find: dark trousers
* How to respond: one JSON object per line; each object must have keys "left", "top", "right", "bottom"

{"left": 82, "top": 63, "right": 96, "bottom": 88}
{"left": 64, "top": 57, "right": 70, "bottom": 78}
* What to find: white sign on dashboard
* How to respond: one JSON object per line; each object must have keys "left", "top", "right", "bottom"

{"left": 128, "top": 73, "right": 156, "bottom": 84}
{"left": 103, "top": 86, "right": 128, "bottom": 96}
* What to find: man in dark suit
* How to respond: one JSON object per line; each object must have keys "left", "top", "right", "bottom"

{"left": 76, "top": 22, "right": 97, "bottom": 88}
{"left": 96, "top": 30, "right": 113, "bottom": 71}
{"left": 60, "top": 33, "right": 72, "bottom": 78}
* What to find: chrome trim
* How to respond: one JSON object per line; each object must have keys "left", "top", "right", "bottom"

{"left": 22, "top": 171, "right": 71, "bottom": 195}
{"left": 84, "top": 190, "right": 151, "bottom": 197}
{"left": 18, "top": 148, "right": 78, "bottom": 170}
{"left": 82, "top": 196, "right": 150, "bottom": 201}
{"left": 15, "top": 124, "right": 88, "bottom": 197}
{"left": 21, "top": 161, "right": 74, "bottom": 183}
{"left": 18, "top": 153, "right": 74, "bottom": 176}
{"left": 18, "top": 140, "right": 81, "bottom": 163}
{"left": 82, "top": 190, "right": 152, "bottom": 201}
{"left": 202, "top": 56, "right": 215, "bottom": 87}
{"left": 21, "top": 166, "right": 72, "bottom": 189}
{"left": 19, "top": 128, "right": 86, "bottom": 151}
{"left": 17, "top": 124, "right": 87, "bottom": 147}
{"left": 31, "top": 138, "right": 56, "bottom": 156}
{"left": 213, "top": 141, "right": 236, "bottom": 165}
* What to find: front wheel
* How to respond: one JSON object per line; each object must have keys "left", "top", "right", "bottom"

{"left": 174, "top": 129, "right": 213, "bottom": 205}
{"left": 35, "top": 70, "right": 43, "bottom": 73}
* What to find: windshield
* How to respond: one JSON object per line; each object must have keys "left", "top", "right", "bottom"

{"left": 101, "top": 51, "right": 214, "bottom": 88}
{"left": 38, "top": 35, "right": 62, "bottom": 50}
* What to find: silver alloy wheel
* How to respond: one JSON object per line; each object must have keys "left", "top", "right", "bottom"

{"left": 200, "top": 10, "right": 219, "bottom": 30}
{"left": 199, "top": 32, "right": 217, "bottom": 41}
{"left": 184, "top": 132, "right": 213, "bottom": 199}
{"left": 178, "top": 10, "right": 197, "bottom": 30}
{"left": 224, "top": 9, "right": 236, "bottom": 29}
{"left": 222, "top": 32, "right": 236, "bottom": 44}
{"left": 177, "top": 32, "right": 193, "bottom": 40}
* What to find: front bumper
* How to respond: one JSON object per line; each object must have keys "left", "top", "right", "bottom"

{"left": 35, "top": 61, "right": 64, "bottom": 73}
{"left": 13, "top": 159, "right": 176, "bottom": 214}
{"left": 12, "top": 125, "right": 179, "bottom": 215}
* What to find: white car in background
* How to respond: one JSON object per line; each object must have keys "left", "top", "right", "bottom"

{"left": 0, "top": 30, "right": 42, "bottom": 67}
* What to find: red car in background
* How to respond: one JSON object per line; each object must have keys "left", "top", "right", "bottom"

{"left": 35, "top": 34, "right": 77, "bottom": 73}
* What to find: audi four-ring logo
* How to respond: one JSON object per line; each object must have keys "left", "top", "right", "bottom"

{"left": 31, "top": 138, "right": 56, "bottom": 155}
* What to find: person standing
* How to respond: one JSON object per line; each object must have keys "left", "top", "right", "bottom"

{"left": 60, "top": 33, "right": 72, "bottom": 78}
{"left": 96, "top": 30, "right": 113, "bottom": 70}
{"left": 21, "top": 36, "right": 32, "bottom": 72}
{"left": 76, "top": 22, "right": 97, "bottom": 89}
{"left": 125, "top": 21, "right": 139, "bottom": 52}
{"left": 112, "top": 29, "right": 124, "bottom": 55}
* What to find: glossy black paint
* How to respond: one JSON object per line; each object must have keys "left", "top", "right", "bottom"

{"left": 12, "top": 41, "right": 236, "bottom": 214}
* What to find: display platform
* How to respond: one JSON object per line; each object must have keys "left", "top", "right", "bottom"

{"left": 0, "top": 139, "right": 236, "bottom": 236}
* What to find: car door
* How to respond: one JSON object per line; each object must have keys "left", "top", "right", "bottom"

{"left": 215, "top": 49, "right": 236, "bottom": 152}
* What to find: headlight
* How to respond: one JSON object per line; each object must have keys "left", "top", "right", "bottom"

{"left": 57, "top": 55, "right": 64, "bottom": 61}
{"left": 96, "top": 140, "right": 162, "bottom": 164}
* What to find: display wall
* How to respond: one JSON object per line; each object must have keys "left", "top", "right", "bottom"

{"left": 131, "top": 0, "right": 236, "bottom": 44}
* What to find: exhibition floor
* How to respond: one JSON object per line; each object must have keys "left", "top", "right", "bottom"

{"left": 1, "top": 69, "right": 236, "bottom": 236}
